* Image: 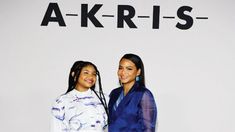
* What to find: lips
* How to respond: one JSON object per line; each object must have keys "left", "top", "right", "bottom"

{"left": 84, "top": 79, "right": 94, "bottom": 84}
{"left": 119, "top": 76, "right": 128, "bottom": 80}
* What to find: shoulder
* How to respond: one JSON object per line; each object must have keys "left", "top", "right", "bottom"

{"left": 109, "top": 87, "right": 122, "bottom": 96}
{"left": 143, "top": 87, "right": 154, "bottom": 96}
{"left": 52, "top": 94, "right": 66, "bottom": 110}
{"left": 137, "top": 86, "right": 155, "bottom": 99}
{"left": 52, "top": 91, "right": 75, "bottom": 109}
{"left": 51, "top": 91, "right": 76, "bottom": 117}
{"left": 108, "top": 87, "right": 122, "bottom": 106}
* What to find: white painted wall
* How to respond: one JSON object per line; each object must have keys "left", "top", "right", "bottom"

{"left": 0, "top": 0, "right": 234, "bottom": 131}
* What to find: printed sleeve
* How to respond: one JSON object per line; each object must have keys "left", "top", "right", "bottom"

{"left": 50, "top": 97, "right": 68, "bottom": 132}
{"left": 140, "top": 90, "right": 157, "bottom": 132}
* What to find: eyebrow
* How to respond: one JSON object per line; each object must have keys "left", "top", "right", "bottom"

{"left": 119, "top": 65, "right": 134, "bottom": 68}
{"left": 83, "top": 69, "right": 96, "bottom": 73}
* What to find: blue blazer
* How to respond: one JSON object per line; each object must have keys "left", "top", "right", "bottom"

{"left": 108, "top": 82, "right": 157, "bottom": 132}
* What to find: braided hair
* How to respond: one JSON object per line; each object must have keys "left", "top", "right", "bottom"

{"left": 66, "top": 61, "right": 108, "bottom": 116}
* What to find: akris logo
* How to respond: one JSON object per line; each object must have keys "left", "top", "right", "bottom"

{"left": 41, "top": 3, "right": 208, "bottom": 30}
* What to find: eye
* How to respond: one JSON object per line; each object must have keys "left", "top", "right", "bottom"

{"left": 118, "top": 66, "right": 123, "bottom": 70}
{"left": 127, "top": 67, "right": 133, "bottom": 70}
{"left": 83, "top": 71, "right": 89, "bottom": 74}
{"left": 92, "top": 73, "right": 97, "bottom": 76}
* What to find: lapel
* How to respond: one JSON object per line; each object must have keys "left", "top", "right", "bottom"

{"left": 109, "top": 87, "right": 122, "bottom": 116}
{"left": 114, "top": 83, "right": 140, "bottom": 116}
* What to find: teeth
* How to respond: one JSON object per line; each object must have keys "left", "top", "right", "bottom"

{"left": 85, "top": 79, "right": 93, "bottom": 83}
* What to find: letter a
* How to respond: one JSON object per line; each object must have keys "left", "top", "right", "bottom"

{"left": 41, "top": 3, "right": 66, "bottom": 26}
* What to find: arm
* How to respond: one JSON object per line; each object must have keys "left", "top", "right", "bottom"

{"left": 50, "top": 98, "right": 68, "bottom": 132}
{"left": 140, "top": 90, "right": 157, "bottom": 132}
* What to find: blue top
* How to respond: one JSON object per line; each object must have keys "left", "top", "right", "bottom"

{"left": 108, "top": 82, "right": 157, "bottom": 132}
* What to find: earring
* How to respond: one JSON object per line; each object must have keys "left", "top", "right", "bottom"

{"left": 71, "top": 72, "right": 75, "bottom": 77}
{"left": 136, "top": 76, "right": 140, "bottom": 81}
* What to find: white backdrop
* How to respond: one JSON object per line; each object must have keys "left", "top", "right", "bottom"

{"left": 0, "top": 0, "right": 235, "bottom": 132}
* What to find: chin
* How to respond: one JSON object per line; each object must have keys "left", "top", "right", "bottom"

{"left": 85, "top": 84, "right": 94, "bottom": 88}
{"left": 120, "top": 81, "right": 128, "bottom": 84}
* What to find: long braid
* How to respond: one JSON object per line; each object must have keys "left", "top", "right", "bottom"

{"left": 91, "top": 70, "right": 109, "bottom": 117}
{"left": 96, "top": 71, "right": 108, "bottom": 115}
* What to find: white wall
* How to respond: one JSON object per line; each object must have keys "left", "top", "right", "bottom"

{"left": 0, "top": 0, "right": 234, "bottom": 132}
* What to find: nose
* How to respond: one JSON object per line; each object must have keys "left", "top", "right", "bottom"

{"left": 118, "top": 69, "right": 125, "bottom": 75}
{"left": 87, "top": 73, "right": 96, "bottom": 79}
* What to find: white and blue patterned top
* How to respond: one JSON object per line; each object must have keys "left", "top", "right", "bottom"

{"left": 51, "top": 89, "right": 108, "bottom": 132}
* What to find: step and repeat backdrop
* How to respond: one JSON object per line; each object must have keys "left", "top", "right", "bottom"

{"left": 0, "top": 0, "right": 234, "bottom": 132}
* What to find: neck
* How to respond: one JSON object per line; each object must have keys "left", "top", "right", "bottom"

{"left": 123, "top": 81, "right": 135, "bottom": 95}
{"left": 75, "top": 85, "right": 89, "bottom": 92}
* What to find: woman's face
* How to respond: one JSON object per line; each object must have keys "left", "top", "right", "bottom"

{"left": 76, "top": 65, "right": 97, "bottom": 91}
{"left": 118, "top": 58, "right": 140, "bottom": 86}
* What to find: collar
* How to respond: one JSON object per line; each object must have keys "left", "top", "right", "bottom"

{"left": 70, "top": 88, "right": 92, "bottom": 96}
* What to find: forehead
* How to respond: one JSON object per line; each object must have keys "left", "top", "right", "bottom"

{"left": 81, "top": 65, "right": 96, "bottom": 72}
{"left": 119, "top": 58, "right": 136, "bottom": 67}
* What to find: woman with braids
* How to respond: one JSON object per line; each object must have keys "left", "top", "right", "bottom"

{"left": 108, "top": 53, "right": 157, "bottom": 132}
{"left": 51, "top": 61, "right": 108, "bottom": 132}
